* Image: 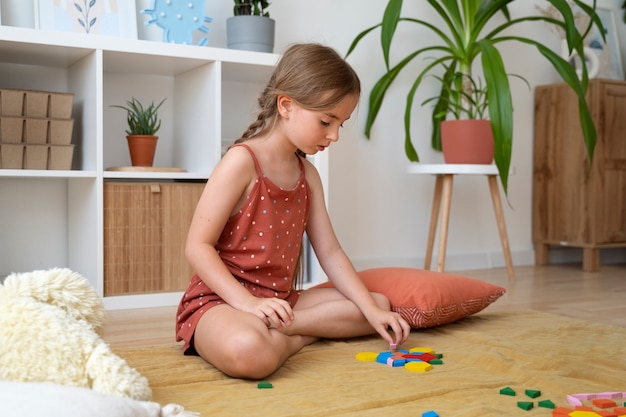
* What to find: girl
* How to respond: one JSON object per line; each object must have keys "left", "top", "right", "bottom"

{"left": 176, "top": 43, "right": 410, "bottom": 379}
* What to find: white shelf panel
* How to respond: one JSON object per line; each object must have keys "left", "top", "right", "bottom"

{"left": 102, "top": 171, "right": 209, "bottom": 180}
{"left": 103, "top": 292, "right": 183, "bottom": 310}
{"left": 408, "top": 163, "right": 499, "bottom": 175}
{"left": 0, "top": 169, "right": 98, "bottom": 178}
{"left": 103, "top": 50, "right": 214, "bottom": 77}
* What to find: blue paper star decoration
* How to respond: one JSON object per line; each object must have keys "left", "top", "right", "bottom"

{"left": 142, "top": 0, "right": 213, "bottom": 46}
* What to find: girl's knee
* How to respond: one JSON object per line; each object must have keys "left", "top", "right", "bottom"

{"left": 213, "top": 331, "right": 281, "bottom": 379}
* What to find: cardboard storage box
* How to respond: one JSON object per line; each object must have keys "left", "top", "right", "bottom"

{"left": 24, "top": 144, "right": 49, "bottom": 170}
{"left": 49, "top": 144, "right": 74, "bottom": 170}
{"left": 0, "top": 144, "right": 74, "bottom": 170}
{"left": 0, "top": 89, "right": 24, "bottom": 116}
{"left": 0, "top": 89, "right": 75, "bottom": 169}
{"left": 0, "top": 117, "right": 24, "bottom": 143}
{"left": 49, "top": 119, "right": 74, "bottom": 145}
{"left": 24, "top": 118, "right": 49, "bottom": 143}
{"left": 23, "top": 91, "right": 49, "bottom": 117}
{"left": 49, "top": 93, "right": 74, "bottom": 119}
{"left": 0, "top": 143, "right": 24, "bottom": 169}
{"left": 0, "top": 88, "right": 74, "bottom": 118}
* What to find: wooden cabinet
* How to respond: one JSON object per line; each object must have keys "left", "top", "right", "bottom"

{"left": 104, "top": 182, "right": 204, "bottom": 296}
{"left": 533, "top": 79, "right": 626, "bottom": 271}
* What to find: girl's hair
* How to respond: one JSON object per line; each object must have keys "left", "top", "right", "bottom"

{"left": 235, "top": 42, "right": 361, "bottom": 142}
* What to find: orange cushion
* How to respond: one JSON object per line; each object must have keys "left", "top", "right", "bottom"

{"left": 311, "top": 267, "right": 506, "bottom": 328}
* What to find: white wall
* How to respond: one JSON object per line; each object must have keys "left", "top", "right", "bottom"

{"left": 3, "top": 0, "right": 625, "bottom": 271}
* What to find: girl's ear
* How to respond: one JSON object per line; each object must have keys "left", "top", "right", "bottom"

{"left": 277, "top": 95, "right": 293, "bottom": 118}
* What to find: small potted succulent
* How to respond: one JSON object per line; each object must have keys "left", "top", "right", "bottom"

{"left": 111, "top": 97, "right": 166, "bottom": 167}
{"left": 227, "top": 0, "right": 275, "bottom": 53}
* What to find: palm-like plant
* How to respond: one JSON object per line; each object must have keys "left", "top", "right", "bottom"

{"left": 347, "top": 0, "right": 604, "bottom": 194}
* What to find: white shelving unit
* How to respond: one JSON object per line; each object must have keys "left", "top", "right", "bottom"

{"left": 0, "top": 26, "right": 328, "bottom": 308}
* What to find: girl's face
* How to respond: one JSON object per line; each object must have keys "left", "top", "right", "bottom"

{"left": 280, "top": 93, "right": 359, "bottom": 155}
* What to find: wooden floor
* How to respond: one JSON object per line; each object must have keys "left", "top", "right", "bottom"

{"left": 103, "top": 263, "right": 626, "bottom": 349}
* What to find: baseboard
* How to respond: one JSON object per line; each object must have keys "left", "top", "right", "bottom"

{"left": 349, "top": 246, "right": 625, "bottom": 272}
{"left": 349, "top": 248, "right": 535, "bottom": 272}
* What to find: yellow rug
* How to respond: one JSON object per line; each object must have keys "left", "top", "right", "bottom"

{"left": 114, "top": 310, "right": 626, "bottom": 417}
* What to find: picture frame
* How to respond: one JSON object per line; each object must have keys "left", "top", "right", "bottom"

{"left": 582, "top": 7, "right": 624, "bottom": 80}
{"left": 34, "top": 0, "right": 138, "bottom": 39}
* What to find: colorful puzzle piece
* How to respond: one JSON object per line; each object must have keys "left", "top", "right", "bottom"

{"left": 409, "top": 347, "right": 435, "bottom": 354}
{"left": 354, "top": 352, "right": 378, "bottom": 362}
{"left": 518, "top": 401, "right": 534, "bottom": 411}
{"left": 569, "top": 411, "right": 603, "bottom": 417}
{"left": 405, "top": 361, "right": 433, "bottom": 372}
{"left": 257, "top": 381, "right": 273, "bottom": 389}
{"left": 569, "top": 393, "right": 626, "bottom": 407}
{"left": 501, "top": 387, "right": 626, "bottom": 416}
{"left": 594, "top": 399, "right": 618, "bottom": 409}
{"left": 355, "top": 346, "right": 442, "bottom": 373}
{"left": 539, "top": 399, "right": 556, "bottom": 409}
{"left": 526, "top": 389, "right": 542, "bottom": 398}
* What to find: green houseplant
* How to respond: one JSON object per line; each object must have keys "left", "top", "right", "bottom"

{"left": 111, "top": 97, "right": 166, "bottom": 167}
{"left": 233, "top": 0, "right": 270, "bottom": 16}
{"left": 346, "top": 0, "right": 604, "bottom": 194}
{"left": 227, "top": 0, "right": 275, "bottom": 53}
{"left": 423, "top": 71, "right": 499, "bottom": 164}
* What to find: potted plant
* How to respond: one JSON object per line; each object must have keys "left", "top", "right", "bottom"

{"left": 422, "top": 71, "right": 498, "bottom": 164}
{"left": 227, "top": 0, "right": 275, "bottom": 53}
{"left": 111, "top": 97, "right": 166, "bottom": 167}
{"left": 346, "top": 0, "right": 604, "bottom": 194}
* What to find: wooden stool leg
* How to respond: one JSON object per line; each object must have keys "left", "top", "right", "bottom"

{"left": 424, "top": 175, "right": 443, "bottom": 270}
{"left": 583, "top": 248, "right": 600, "bottom": 272}
{"left": 534, "top": 243, "right": 550, "bottom": 265}
{"left": 487, "top": 175, "right": 515, "bottom": 279}
{"left": 436, "top": 175, "right": 454, "bottom": 272}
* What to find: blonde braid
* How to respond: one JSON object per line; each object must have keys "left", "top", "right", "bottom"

{"left": 236, "top": 82, "right": 278, "bottom": 143}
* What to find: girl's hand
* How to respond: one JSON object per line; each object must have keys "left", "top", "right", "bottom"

{"left": 242, "top": 297, "right": 295, "bottom": 331}
{"left": 367, "top": 309, "right": 411, "bottom": 347}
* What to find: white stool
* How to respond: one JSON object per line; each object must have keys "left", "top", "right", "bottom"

{"left": 408, "top": 163, "right": 515, "bottom": 279}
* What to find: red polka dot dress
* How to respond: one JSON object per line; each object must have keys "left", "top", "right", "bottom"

{"left": 176, "top": 144, "right": 310, "bottom": 354}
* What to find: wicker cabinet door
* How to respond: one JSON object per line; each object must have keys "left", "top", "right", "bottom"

{"left": 104, "top": 182, "right": 204, "bottom": 296}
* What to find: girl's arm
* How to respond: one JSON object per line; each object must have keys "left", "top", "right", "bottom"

{"left": 185, "top": 146, "right": 294, "bottom": 329}
{"left": 302, "top": 160, "right": 410, "bottom": 345}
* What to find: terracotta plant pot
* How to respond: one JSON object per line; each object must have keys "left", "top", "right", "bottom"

{"left": 440, "top": 119, "right": 494, "bottom": 164}
{"left": 127, "top": 135, "right": 157, "bottom": 167}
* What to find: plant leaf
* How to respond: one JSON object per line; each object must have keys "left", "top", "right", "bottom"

{"left": 381, "top": 0, "right": 403, "bottom": 70}
{"left": 479, "top": 39, "right": 512, "bottom": 194}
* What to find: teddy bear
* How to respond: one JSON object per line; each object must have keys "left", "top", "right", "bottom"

{"left": 0, "top": 267, "right": 152, "bottom": 401}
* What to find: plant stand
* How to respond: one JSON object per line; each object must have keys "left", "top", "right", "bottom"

{"left": 408, "top": 163, "right": 515, "bottom": 279}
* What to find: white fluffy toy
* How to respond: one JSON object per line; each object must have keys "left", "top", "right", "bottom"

{"left": 0, "top": 268, "right": 151, "bottom": 400}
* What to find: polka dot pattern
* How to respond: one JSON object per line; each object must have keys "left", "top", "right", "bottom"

{"left": 176, "top": 144, "right": 310, "bottom": 353}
